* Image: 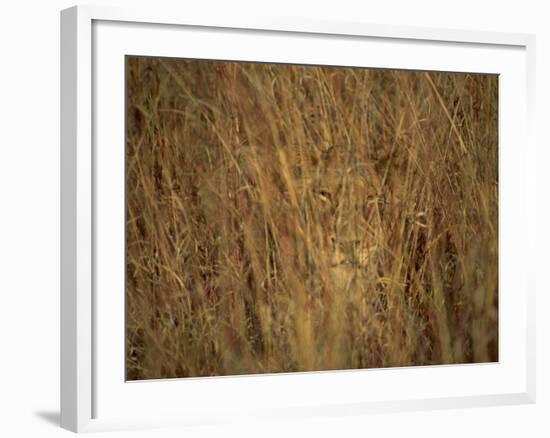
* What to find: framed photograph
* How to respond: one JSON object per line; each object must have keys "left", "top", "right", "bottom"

{"left": 61, "top": 5, "right": 536, "bottom": 433}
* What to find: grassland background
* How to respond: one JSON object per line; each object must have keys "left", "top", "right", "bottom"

{"left": 126, "top": 56, "right": 498, "bottom": 380}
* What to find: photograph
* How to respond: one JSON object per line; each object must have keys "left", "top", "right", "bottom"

{"left": 0, "top": 0, "right": 544, "bottom": 436}
{"left": 125, "top": 56, "right": 499, "bottom": 380}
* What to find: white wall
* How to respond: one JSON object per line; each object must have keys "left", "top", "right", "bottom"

{"left": 0, "top": 1, "right": 546, "bottom": 436}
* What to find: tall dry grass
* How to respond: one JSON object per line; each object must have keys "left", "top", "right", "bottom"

{"left": 126, "top": 56, "right": 498, "bottom": 380}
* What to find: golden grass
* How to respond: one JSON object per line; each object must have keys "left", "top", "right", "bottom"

{"left": 126, "top": 56, "right": 498, "bottom": 380}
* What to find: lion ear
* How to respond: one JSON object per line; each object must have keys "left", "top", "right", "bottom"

{"left": 321, "top": 145, "right": 335, "bottom": 162}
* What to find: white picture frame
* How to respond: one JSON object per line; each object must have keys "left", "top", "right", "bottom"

{"left": 60, "top": 4, "right": 536, "bottom": 433}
